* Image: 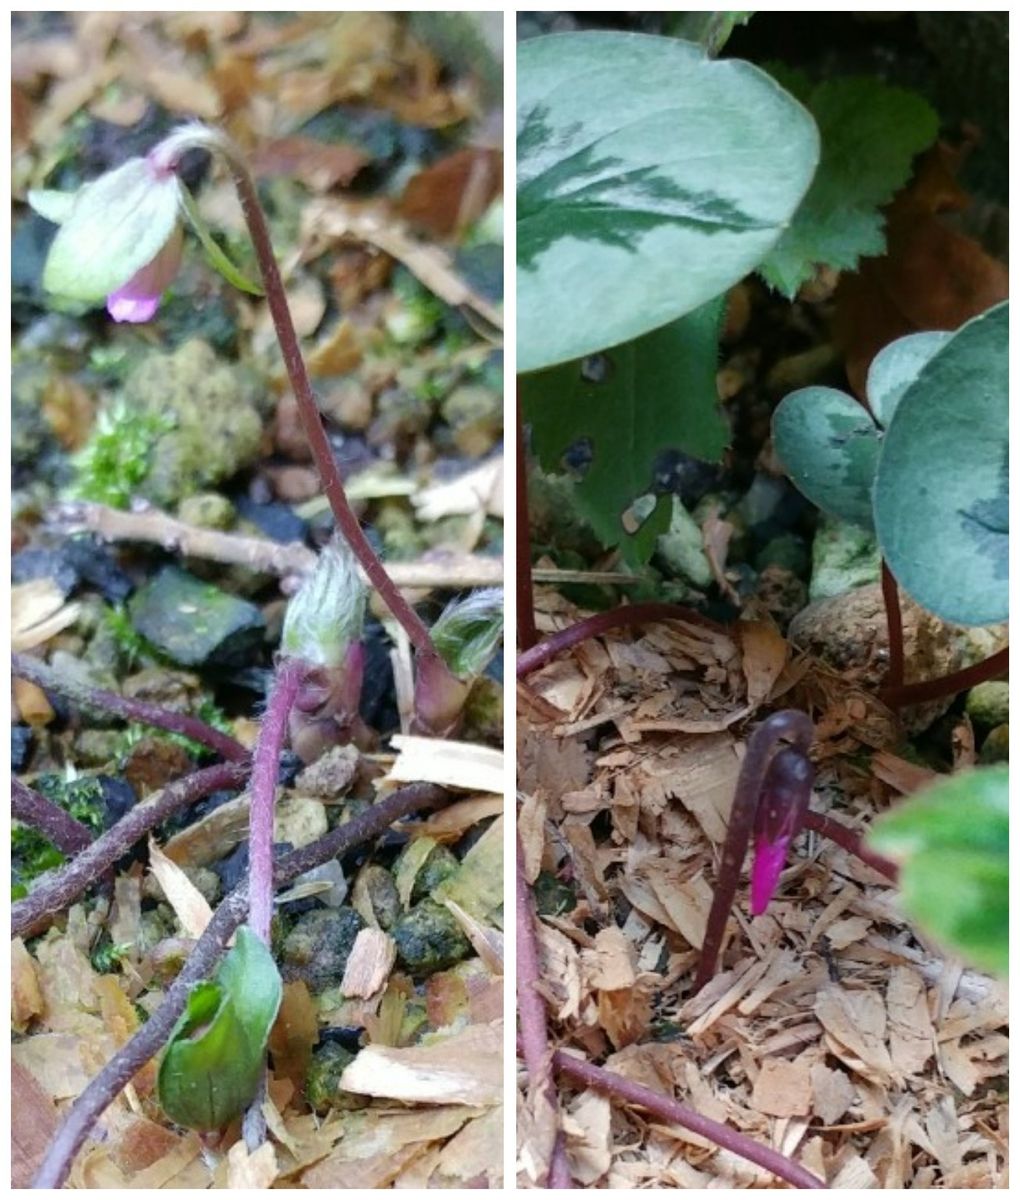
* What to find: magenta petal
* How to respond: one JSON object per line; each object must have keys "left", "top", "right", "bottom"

{"left": 106, "top": 290, "right": 162, "bottom": 323}
{"left": 750, "top": 835, "right": 791, "bottom": 916}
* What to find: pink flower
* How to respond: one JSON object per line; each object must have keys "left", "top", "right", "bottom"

{"left": 106, "top": 225, "right": 184, "bottom": 323}
{"left": 750, "top": 747, "right": 813, "bottom": 916}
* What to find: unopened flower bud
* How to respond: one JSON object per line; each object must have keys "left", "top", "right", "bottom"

{"left": 281, "top": 537, "right": 366, "bottom": 669}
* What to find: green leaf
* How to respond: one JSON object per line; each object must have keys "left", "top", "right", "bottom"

{"left": 760, "top": 77, "right": 939, "bottom": 296}
{"left": 42, "top": 158, "right": 182, "bottom": 302}
{"left": 179, "top": 185, "right": 264, "bottom": 297}
{"left": 867, "top": 765, "right": 1007, "bottom": 977}
{"left": 865, "top": 331, "right": 953, "bottom": 427}
{"left": 874, "top": 302, "right": 1007, "bottom": 625}
{"left": 158, "top": 926, "right": 282, "bottom": 1130}
{"left": 517, "top": 32, "right": 818, "bottom": 372}
{"left": 771, "top": 386, "right": 879, "bottom": 528}
{"left": 521, "top": 299, "right": 727, "bottom": 567}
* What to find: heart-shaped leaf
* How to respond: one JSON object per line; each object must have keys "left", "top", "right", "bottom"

{"left": 865, "top": 330, "right": 953, "bottom": 427}
{"left": 771, "top": 386, "right": 879, "bottom": 528}
{"left": 867, "top": 765, "right": 1007, "bottom": 977}
{"left": 874, "top": 302, "right": 1008, "bottom": 625}
{"left": 521, "top": 299, "right": 727, "bottom": 565}
{"left": 517, "top": 32, "right": 819, "bottom": 372}
{"left": 158, "top": 925, "right": 282, "bottom": 1130}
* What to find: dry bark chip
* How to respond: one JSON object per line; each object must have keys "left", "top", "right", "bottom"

{"left": 814, "top": 982, "right": 895, "bottom": 1081}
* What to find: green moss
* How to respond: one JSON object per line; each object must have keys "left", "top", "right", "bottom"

{"left": 409, "top": 844, "right": 459, "bottom": 905}
{"left": 68, "top": 399, "right": 174, "bottom": 509}
{"left": 305, "top": 1042, "right": 369, "bottom": 1113}
{"left": 391, "top": 899, "right": 471, "bottom": 975}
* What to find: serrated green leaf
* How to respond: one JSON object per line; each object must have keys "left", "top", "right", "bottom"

{"left": 760, "top": 77, "right": 938, "bottom": 296}
{"left": 517, "top": 32, "right": 818, "bottom": 371}
{"left": 522, "top": 300, "right": 727, "bottom": 568}
{"left": 179, "top": 185, "right": 264, "bottom": 297}
{"left": 42, "top": 158, "right": 182, "bottom": 302}
{"left": 874, "top": 302, "right": 1007, "bottom": 625}
{"left": 866, "top": 330, "right": 953, "bottom": 427}
{"left": 868, "top": 765, "right": 1007, "bottom": 977}
{"left": 158, "top": 926, "right": 282, "bottom": 1130}
{"left": 772, "top": 386, "right": 879, "bottom": 528}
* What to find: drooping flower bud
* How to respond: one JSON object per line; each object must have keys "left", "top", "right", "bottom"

{"left": 413, "top": 589, "right": 504, "bottom": 737}
{"left": 281, "top": 536, "right": 369, "bottom": 762}
{"left": 749, "top": 747, "right": 814, "bottom": 916}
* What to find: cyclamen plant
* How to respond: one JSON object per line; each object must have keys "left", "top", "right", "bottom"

{"left": 21, "top": 120, "right": 499, "bottom": 1172}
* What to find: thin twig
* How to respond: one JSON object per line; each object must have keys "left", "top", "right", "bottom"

{"left": 11, "top": 778, "right": 94, "bottom": 854}
{"left": 11, "top": 652, "right": 248, "bottom": 763}
{"left": 516, "top": 603, "right": 726, "bottom": 678}
{"left": 32, "top": 781, "right": 448, "bottom": 1188}
{"left": 11, "top": 761, "right": 249, "bottom": 938}
{"left": 549, "top": 1050, "right": 827, "bottom": 1189}
{"left": 55, "top": 501, "right": 504, "bottom": 589}
{"left": 802, "top": 810, "right": 899, "bottom": 881}
{"left": 516, "top": 837, "right": 572, "bottom": 1187}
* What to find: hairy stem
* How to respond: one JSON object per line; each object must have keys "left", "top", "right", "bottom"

{"left": 880, "top": 560, "right": 905, "bottom": 691}
{"left": 517, "top": 603, "right": 726, "bottom": 678}
{"left": 178, "top": 133, "right": 439, "bottom": 663}
{"left": 695, "top": 710, "right": 814, "bottom": 993}
{"left": 879, "top": 646, "right": 1008, "bottom": 709}
{"left": 516, "top": 837, "right": 572, "bottom": 1187}
{"left": 12, "top": 778, "right": 94, "bottom": 855}
{"left": 549, "top": 1050, "right": 826, "bottom": 1189}
{"left": 11, "top": 761, "right": 249, "bottom": 938}
{"left": 33, "top": 782, "right": 447, "bottom": 1188}
{"left": 248, "top": 659, "right": 306, "bottom": 944}
{"left": 12, "top": 652, "right": 247, "bottom": 762}
{"left": 516, "top": 400, "right": 538, "bottom": 652}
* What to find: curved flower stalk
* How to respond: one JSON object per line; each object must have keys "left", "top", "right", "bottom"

{"left": 414, "top": 588, "right": 504, "bottom": 737}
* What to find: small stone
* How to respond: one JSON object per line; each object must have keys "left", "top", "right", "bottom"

{"left": 266, "top": 464, "right": 320, "bottom": 504}
{"left": 273, "top": 392, "right": 314, "bottom": 462}
{"left": 754, "top": 533, "right": 810, "bottom": 578}
{"left": 357, "top": 865, "right": 402, "bottom": 931}
{"left": 808, "top": 514, "right": 881, "bottom": 602}
{"left": 979, "top": 724, "right": 1008, "bottom": 764}
{"left": 965, "top": 681, "right": 1009, "bottom": 730}
{"left": 788, "top": 583, "right": 965, "bottom": 733}
{"left": 71, "top": 729, "right": 123, "bottom": 768}
{"left": 11, "top": 725, "right": 33, "bottom": 772}
{"left": 121, "top": 339, "right": 265, "bottom": 507}
{"left": 128, "top": 566, "right": 266, "bottom": 668}
{"left": 294, "top": 745, "right": 360, "bottom": 800}
{"left": 282, "top": 907, "right": 365, "bottom": 991}
{"left": 306, "top": 1042, "right": 368, "bottom": 1113}
{"left": 752, "top": 564, "right": 808, "bottom": 631}
{"left": 656, "top": 497, "right": 712, "bottom": 588}
{"left": 320, "top": 379, "right": 373, "bottom": 432}
{"left": 405, "top": 843, "right": 459, "bottom": 906}
{"left": 441, "top": 384, "right": 502, "bottom": 456}
{"left": 122, "top": 667, "right": 204, "bottom": 713}
{"left": 177, "top": 492, "right": 235, "bottom": 530}
{"left": 391, "top": 899, "right": 471, "bottom": 974}
{"left": 235, "top": 496, "right": 307, "bottom": 544}
{"left": 122, "top": 736, "right": 193, "bottom": 797}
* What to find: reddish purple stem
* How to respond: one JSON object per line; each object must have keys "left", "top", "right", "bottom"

{"left": 695, "top": 710, "right": 813, "bottom": 993}
{"left": 516, "top": 836, "right": 573, "bottom": 1187}
{"left": 516, "top": 399, "right": 538, "bottom": 653}
{"left": 11, "top": 761, "right": 249, "bottom": 938}
{"left": 550, "top": 1050, "right": 827, "bottom": 1189}
{"left": 12, "top": 652, "right": 247, "bottom": 762}
{"left": 12, "top": 777, "right": 94, "bottom": 855}
{"left": 517, "top": 603, "right": 726, "bottom": 678}
{"left": 248, "top": 658, "right": 306, "bottom": 944}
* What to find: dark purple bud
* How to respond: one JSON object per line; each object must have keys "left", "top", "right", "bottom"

{"left": 750, "top": 747, "right": 814, "bottom": 916}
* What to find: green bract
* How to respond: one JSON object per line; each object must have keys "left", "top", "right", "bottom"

{"left": 431, "top": 589, "right": 504, "bottom": 680}
{"left": 281, "top": 536, "right": 367, "bottom": 668}
{"left": 158, "top": 926, "right": 282, "bottom": 1130}
{"left": 32, "top": 158, "right": 182, "bottom": 302}
{"left": 517, "top": 32, "right": 819, "bottom": 371}
{"left": 868, "top": 766, "right": 1007, "bottom": 978}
